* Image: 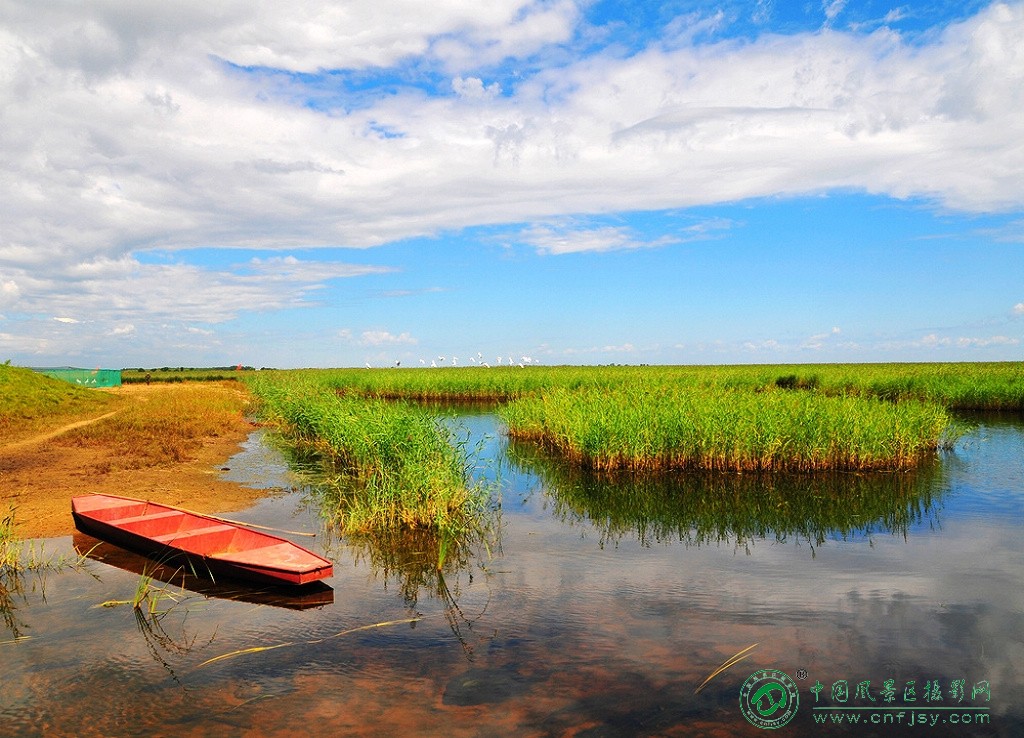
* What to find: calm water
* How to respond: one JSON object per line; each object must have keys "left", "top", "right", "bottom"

{"left": 2, "top": 413, "right": 1022, "bottom": 737}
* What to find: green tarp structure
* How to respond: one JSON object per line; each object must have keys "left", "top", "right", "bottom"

{"left": 36, "top": 367, "right": 122, "bottom": 388}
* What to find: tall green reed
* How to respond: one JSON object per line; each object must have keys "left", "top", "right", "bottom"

{"left": 246, "top": 374, "right": 494, "bottom": 542}
{"left": 500, "top": 385, "right": 960, "bottom": 472}
{"left": 251, "top": 362, "right": 1023, "bottom": 411}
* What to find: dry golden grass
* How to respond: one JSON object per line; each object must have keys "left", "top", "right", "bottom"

{"left": 2, "top": 380, "right": 261, "bottom": 539}
{"left": 60, "top": 382, "right": 251, "bottom": 469}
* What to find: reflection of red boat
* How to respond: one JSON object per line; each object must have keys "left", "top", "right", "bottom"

{"left": 74, "top": 533, "right": 334, "bottom": 609}
{"left": 72, "top": 494, "right": 333, "bottom": 587}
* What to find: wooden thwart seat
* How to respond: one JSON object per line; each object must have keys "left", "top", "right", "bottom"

{"left": 152, "top": 524, "right": 236, "bottom": 543}
{"left": 108, "top": 510, "right": 184, "bottom": 527}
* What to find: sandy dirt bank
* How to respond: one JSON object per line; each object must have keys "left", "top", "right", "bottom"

{"left": 1, "top": 383, "right": 270, "bottom": 539}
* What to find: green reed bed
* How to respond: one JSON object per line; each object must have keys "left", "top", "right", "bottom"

{"left": 500, "top": 385, "right": 961, "bottom": 472}
{"left": 246, "top": 375, "right": 492, "bottom": 538}
{"left": 740, "top": 362, "right": 1024, "bottom": 410}
{"left": 260, "top": 362, "right": 1023, "bottom": 411}
{"left": 310, "top": 365, "right": 627, "bottom": 401}
{"left": 244, "top": 363, "right": 1013, "bottom": 479}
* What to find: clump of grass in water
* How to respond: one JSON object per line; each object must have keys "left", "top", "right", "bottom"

{"left": 3, "top": 508, "right": 99, "bottom": 640}
{"left": 97, "top": 570, "right": 184, "bottom": 613}
{"left": 248, "top": 377, "right": 497, "bottom": 555}
{"left": 1, "top": 508, "right": 84, "bottom": 573}
{"left": 501, "top": 385, "right": 962, "bottom": 473}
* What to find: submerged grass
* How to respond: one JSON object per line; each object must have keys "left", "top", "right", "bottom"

{"left": 197, "top": 617, "right": 422, "bottom": 669}
{"left": 3, "top": 508, "right": 97, "bottom": 638}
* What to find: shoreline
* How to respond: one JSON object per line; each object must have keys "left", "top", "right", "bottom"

{"left": 0, "top": 382, "right": 269, "bottom": 540}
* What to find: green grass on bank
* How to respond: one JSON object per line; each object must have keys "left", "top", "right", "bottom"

{"left": 0, "top": 362, "right": 117, "bottom": 443}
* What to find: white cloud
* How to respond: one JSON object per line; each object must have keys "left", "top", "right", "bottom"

{"left": 753, "top": 0, "right": 774, "bottom": 27}
{"left": 0, "top": 2, "right": 1021, "bottom": 282}
{"left": 1013, "top": 302, "right": 1024, "bottom": 315}
{"left": 359, "top": 330, "right": 417, "bottom": 346}
{"left": 109, "top": 323, "right": 136, "bottom": 337}
{"left": 0, "top": 279, "right": 19, "bottom": 307}
{"left": 245, "top": 256, "right": 392, "bottom": 282}
{"left": 520, "top": 224, "right": 680, "bottom": 255}
{"left": 452, "top": 77, "right": 502, "bottom": 100}
{"left": 1, "top": 2, "right": 1023, "bottom": 366}
{"left": 2, "top": 1, "right": 1021, "bottom": 277}
{"left": 955, "top": 335, "right": 1019, "bottom": 347}
{"left": 822, "top": 0, "right": 848, "bottom": 25}
{"left": 561, "top": 342, "right": 639, "bottom": 357}
{"left": 8, "top": 257, "right": 389, "bottom": 326}
{"left": 802, "top": 326, "right": 842, "bottom": 349}
{"left": 879, "top": 332, "right": 1021, "bottom": 352}
{"left": 518, "top": 216, "right": 733, "bottom": 255}
{"left": 742, "top": 339, "right": 783, "bottom": 353}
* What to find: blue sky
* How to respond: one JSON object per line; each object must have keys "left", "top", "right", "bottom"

{"left": 1, "top": 1, "right": 1022, "bottom": 368}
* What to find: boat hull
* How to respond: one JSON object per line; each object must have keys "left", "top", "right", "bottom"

{"left": 72, "top": 494, "right": 333, "bottom": 587}
{"left": 74, "top": 533, "right": 334, "bottom": 608}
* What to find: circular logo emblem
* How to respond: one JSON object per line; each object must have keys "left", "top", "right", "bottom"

{"left": 739, "top": 669, "right": 800, "bottom": 729}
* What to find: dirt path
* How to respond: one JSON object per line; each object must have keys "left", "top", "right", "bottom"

{"left": 1, "top": 383, "right": 273, "bottom": 540}
{"left": 1, "top": 410, "right": 122, "bottom": 453}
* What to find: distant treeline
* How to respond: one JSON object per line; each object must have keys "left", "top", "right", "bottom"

{"left": 121, "top": 366, "right": 265, "bottom": 383}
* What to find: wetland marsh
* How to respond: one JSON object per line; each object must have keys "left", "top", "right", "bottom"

{"left": 2, "top": 364, "right": 1022, "bottom": 736}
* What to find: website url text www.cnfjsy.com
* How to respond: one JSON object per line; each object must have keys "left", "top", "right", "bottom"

{"left": 812, "top": 708, "right": 991, "bottom": 727}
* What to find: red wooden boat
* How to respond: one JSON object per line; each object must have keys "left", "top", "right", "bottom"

{"left": 72, "top": 493, "right": 333, "bottom": 587}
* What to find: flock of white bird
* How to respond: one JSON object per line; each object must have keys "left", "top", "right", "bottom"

{"left": 365, "top": 353, "right": 537, "bottom": 369}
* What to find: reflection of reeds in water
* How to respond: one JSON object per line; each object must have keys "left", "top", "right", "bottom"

{"left": 339, "top": 524, "right": 496, "bottom": 658}
{"left": 92, "top": 564, "right": 213, "bottom": 685}
{"left": 345, "top": 526, "right": 472, "bottom": 605}
{"left": 0, "top": 569, "right": 31, "bottom": 641}
{"left": 508, "top": 439, "right": 945, "bottom": 550}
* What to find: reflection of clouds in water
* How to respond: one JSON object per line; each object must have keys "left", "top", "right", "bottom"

{"left": 480, "top": 514, "right": 1024, "bottom": 728}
